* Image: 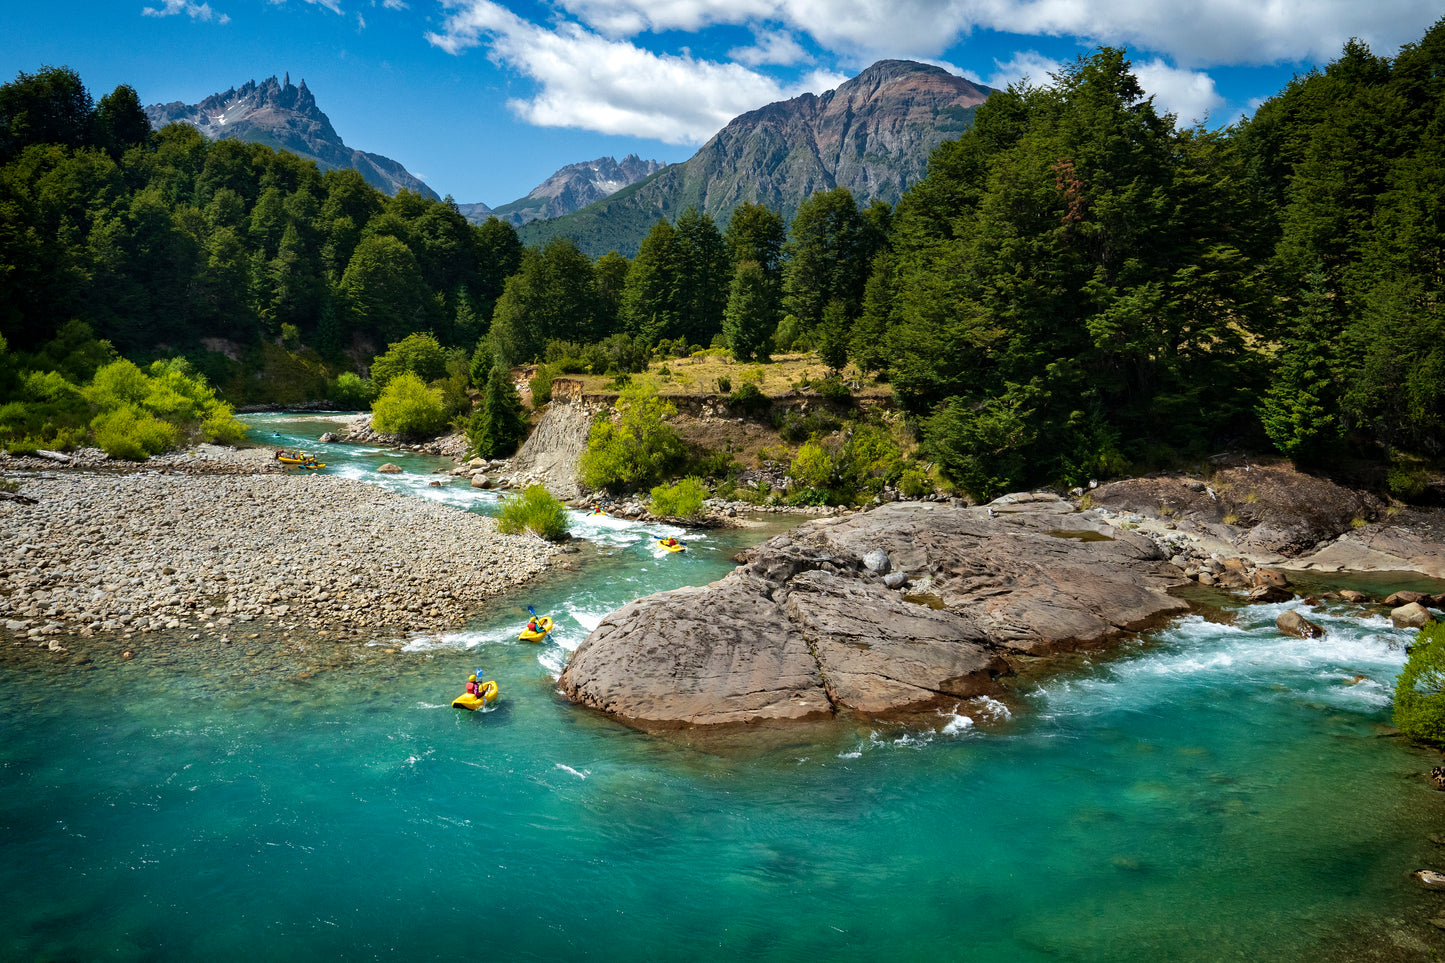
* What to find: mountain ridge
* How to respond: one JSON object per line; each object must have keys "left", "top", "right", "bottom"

{"left": 145, "top": 74, "right": 439, "bottom": 200}
{"left": 521, "top": 60, "right": 993, "bottom": 256}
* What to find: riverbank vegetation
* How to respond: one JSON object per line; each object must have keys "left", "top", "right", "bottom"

{"left": 495, "top": 484, "right": 570, "bottom": 541}
{"left": 2, "top": 20, "right": 1444, "bottom": 501}
{"left": 1394, "top": 621, "right": 1445, "bottom": 746}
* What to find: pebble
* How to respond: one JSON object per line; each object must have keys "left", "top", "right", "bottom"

{"left": 0, "top": 466, "right": 559, "bottom": 650}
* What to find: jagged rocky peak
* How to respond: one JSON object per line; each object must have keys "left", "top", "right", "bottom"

{"left": 143, "top": 74, "right": 436, "bottom": 200}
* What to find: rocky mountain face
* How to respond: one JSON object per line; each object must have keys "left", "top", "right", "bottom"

{"left": 523, "top": 60, "right": 992, "bottom": 255}
{"left": 478, "top": 155, "right": 665, "bottom": 227}
{"left": 145, "top": 75, "right": 438, "bottom": 200}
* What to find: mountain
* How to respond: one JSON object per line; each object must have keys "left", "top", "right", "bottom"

{"left": 455, "top": 201, "right": 494, "bottom": 223}
{"left": 144, "top": 74, "right": 438, "bottom": 200}
{"left": 521, "top": 60, "right": 992, "bottom": 256}
{"left": 483, "top": 155, "right": 666, "bottom": 227}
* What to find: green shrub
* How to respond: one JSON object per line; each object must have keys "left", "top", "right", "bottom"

{"left": 371, "top": 371, "right": 448, "bottom": 439}
{"left": 689, "top": 447, "right": 739, "bottom": 479}
{"left": 814, "top": 376, "right": 853, "bottom": 404}
{"left": 775, "top": 409, "right": 840, "bottom": 443}
{"left": 201, "top": 403, "right": 247, "bottom": 445}
{"left": 899, "top": 467, "right": 934, "bottom": 498}
{"left": 716, "top": 375, "right": 732, "bottom": 394}
{"left": 85, "top": 359, "right": 149, "bottom": 410}
{"left": 1395, "top": 621, "right": 1445, "bottom": 746}
{"left": 91, "top": 404, "right": 181, "bottom": 460}
{"left": 370, "top": 333, "right": 447, "bottom": 391}
{"left": 578, "top": 385, "right": 686, "bottom": 493}
{"left": 649, "top": 477, "right": 709, "bottom": 520}
{"left": 785, "top": 487, "right": 829, "bottom": 507}
{"left": 727, "top": 381, "right": 771, "bottom": 415}
{"left": 1388, "top": 464, "right": 1429, "bottom": 501}
{"left": 331, "top": 371, "right": 377, "bottom": 410}
{"left": 495, "top": 484, "right": 570, "bottom": 541}
{"left": 529, "top": 364, "right": 555, "bottom": 406}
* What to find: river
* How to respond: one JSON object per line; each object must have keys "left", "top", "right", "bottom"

{"left": 2, "top": 412, "right": 1443, "bottom": 961}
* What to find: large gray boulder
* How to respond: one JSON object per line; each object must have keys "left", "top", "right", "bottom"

{"left": 558, "top": 495, "right": 1191, "bottom": 728}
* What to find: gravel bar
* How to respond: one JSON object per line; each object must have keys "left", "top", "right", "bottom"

{"left": 1, "top": 467, "right": 559, "bottom": 651}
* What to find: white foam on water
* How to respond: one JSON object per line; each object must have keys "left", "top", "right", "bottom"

{"left": 555, "top": 763, "right": 589, "bottom": 779}
{"left": 570, "top": 608, "right": 605, "bottom": 633}
{"left": 939, "top": 711, "right": 975, "bottom": 736}
{"left": 402, "top": 627, "right": 514, "bottom": 653}
{"left": 1032, "top": 602, "right": 1416, "bottom": 720}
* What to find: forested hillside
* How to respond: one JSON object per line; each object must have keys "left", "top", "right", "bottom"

{"left": 1, "top": 20, "right": 1443, "bottom": 501}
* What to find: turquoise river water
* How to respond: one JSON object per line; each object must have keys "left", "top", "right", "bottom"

{"left": 3, "top": 411, "right": 1445, "bottom": 961}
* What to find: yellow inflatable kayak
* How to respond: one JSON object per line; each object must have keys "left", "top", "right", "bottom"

{"left": 452, "top": 680, "right": 498, "bottom": 710}
{"left": 657, "top": 538, "right": 686, "bottom": 553}
{"left": 276, "top": 450, "right": 324, "bottom": 469}
{"left": 518, "top": 616, "right": 553, "bottom": 643}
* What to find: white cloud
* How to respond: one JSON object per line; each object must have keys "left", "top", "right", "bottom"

{"left": 729, "top": 29, "right": 811, "bottom": 67}
{"left": 428, "top": 1, "right": 828, "bottom": 143}
{"left": 381, "top": 0, "right": 409, "bottom": 8}
{"left": 1131, "top": 59, "right": 1224, "bottom": 126}
{"left": 967, "top": 50, "right": 1063, "bottom": 91}
{"left": 141, "top": 0, "right": 231, "bottom": 24}
{"left": 264, "top": 0, "right": 345, "bottom": 11}
{"left": 357, "top": 11, "right": 366, "bottom": 28}
{"left": 550, "top": 0, "right": 1443, "bottom": 68}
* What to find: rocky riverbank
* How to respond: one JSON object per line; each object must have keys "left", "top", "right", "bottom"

{"left": 0, "top": 457, "right": 559, "bottom": 654}
{"left": 559, "top": 476, "right": 1445, "bottom": 730}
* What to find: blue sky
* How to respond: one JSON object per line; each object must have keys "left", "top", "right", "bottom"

{"left": 4, "top": 1, "right": 1441, "bottom": 207}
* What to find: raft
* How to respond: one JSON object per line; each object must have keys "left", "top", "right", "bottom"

{"left": 276, "top": 450, "right": 323, "bottom": 468}
{"left": 657, "top": 539, "right": 686, "bottom": 553}
{"left": 452, "top": 680, "right": 498, "bottom": 710}
{"left": 518, "top": 616, "right": 553, "bottom": 642}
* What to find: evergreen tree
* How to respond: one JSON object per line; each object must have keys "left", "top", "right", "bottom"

{"left": 338, "top": 234, "right": 432, "bottom": 342}
{"left": 674, "top": 207, "right": 730, "bottom": 347}
{"left": 722, "top": 260, "right": 776, "bottom": 362}
{"left": 621, "top": 219, "right": 681, "bottom": 345}
{"left": 92, "top": 84, "right": 150, "bottom": 158}
{"left": 1258, "top": 270, "right": 1341, "bottom": 461}
{"left": 782, "top": 188, "right": 874, "bottom": 332}
{"left": 468, "top": 365, "right": 528, "bottom": 458}
{"left": 723, "top": 201, "right": 785, "bottom": 279}
{"left": 0, "top": 65, "right": 94, "bottom": 161}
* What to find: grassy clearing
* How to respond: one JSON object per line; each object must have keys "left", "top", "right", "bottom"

{"left": 567, "top": 351, "right": 892, "bottom": 400}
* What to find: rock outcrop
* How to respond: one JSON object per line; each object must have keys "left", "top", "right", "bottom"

{"left": 509, "top": 402, "right": 598, "bottom": 500}
{"left": 558, "top": 495, "right": 1190, "bottom": 728}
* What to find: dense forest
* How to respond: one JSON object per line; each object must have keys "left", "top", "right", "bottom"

{"left": 1, "top": 18, "right": 1443, "bottom": 501}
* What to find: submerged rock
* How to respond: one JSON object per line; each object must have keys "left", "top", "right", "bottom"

{"left": 559, "top": 496, "right": 1190, "bottom": 728}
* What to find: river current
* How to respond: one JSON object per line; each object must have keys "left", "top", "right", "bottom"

{"left": 3, "top": 412, "right": 1444, "bottom": 961}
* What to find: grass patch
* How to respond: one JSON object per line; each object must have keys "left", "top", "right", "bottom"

{"left": 496, "top": 485, "right": 571, "bottom": 541}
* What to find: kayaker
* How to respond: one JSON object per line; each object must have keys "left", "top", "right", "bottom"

{"left": 526, "top": 618, "right": 538, "bottom": 633}
{"left": 465, "top": 674, "right": 480, "bottom": 696}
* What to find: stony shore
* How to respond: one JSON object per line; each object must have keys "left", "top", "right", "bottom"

{"left": 0, "top": 451, "right": 559, "bottom": 653}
